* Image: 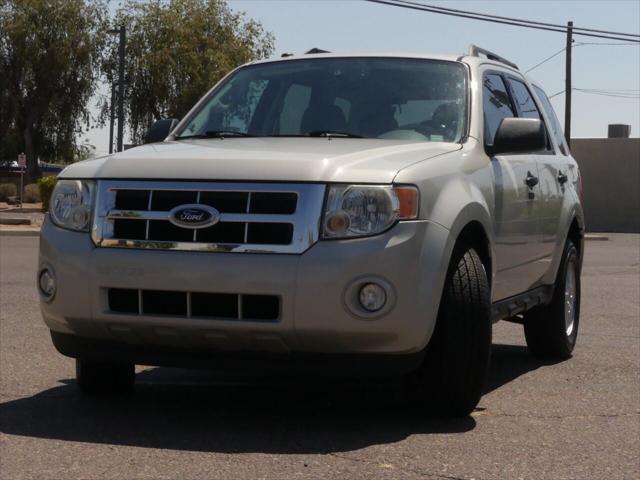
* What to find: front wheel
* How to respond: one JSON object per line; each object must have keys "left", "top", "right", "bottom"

{"left": 408, "top": 245, "right": 492, "bottom": 417}
{"left": 524, "top": 240, "right": 581, "bottom": 360}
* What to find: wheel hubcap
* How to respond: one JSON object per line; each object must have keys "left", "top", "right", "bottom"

{"left": 564, "top": 262, "right": 577, "bottom": 336}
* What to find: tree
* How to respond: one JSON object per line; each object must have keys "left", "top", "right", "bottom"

{"left": 103, "top": 0, "right": 274, "bottom": 144}
{"left": 0, "top": 0, "right": 108, "bottom": 183}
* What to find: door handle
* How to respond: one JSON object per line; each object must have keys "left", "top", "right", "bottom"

{"left": 525, "top": 172, "right": 539, "bottom": 188}
{"left": 557, "top": 170, "right": 568, "bottom": 184}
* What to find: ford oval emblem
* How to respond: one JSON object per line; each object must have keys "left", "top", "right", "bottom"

{"left": 168, "top": 204, "right": 220, "bottom": 229}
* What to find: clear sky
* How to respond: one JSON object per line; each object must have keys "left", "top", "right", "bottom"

{"left": 85, "top": 0, "right": 640, "bottom": 155}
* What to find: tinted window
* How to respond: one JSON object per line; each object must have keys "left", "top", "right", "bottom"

{"left": 534, "top": 85, "right": 569, "bottom": 155}
{"left": 483, "top": 73, "right": 515, "bottom": 146}
{"left": 177, "top": 58, "right": 467, "bottom": 142}
{"left": 508, "top": 78, "right": 541, "bottom": 119}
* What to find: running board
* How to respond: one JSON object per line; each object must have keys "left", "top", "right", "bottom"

{"left": 491, "top": 286, "right": 554, "bottom": 322}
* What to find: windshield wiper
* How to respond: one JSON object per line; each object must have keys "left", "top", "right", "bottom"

{"left": 175, "top": 130, "right": 254, "bottom": 140}
{"left": 306, "top": 130, "right": 363, "bottom": 138}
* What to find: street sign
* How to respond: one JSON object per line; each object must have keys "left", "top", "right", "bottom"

{"left": 18, "top": 152, "right": 26, "bottom": 169}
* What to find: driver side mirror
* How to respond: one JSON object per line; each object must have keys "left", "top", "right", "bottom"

{"left": 144, "top": 118, "right": 179, "bottom": 144}
{"left": 489, "top": 117, "right": 546, "bottom": 155}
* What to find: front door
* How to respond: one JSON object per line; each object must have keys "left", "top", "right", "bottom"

{"left": 483, "top": 72, "right": 542, "bottom": 301}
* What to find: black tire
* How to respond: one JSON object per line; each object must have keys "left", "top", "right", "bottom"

{"left": 409, "top": 245, "right": 492, "bottom": 417}
{"left": 524, "top": 240, "right": 580, "bottom": 360}
{"left": 76, "top": 359, "right": 135, "bottom": 395}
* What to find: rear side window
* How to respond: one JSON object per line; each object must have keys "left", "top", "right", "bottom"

{"left": 507, "top": 78, "right": 542, "bottom": 119}
{"left": 533, "top": 85, "right": 569, "bottom": 155}
{"left": 483, "top": 73, "right": 515, "bottom": 146}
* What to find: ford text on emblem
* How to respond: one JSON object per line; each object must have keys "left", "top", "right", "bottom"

{"left": 168, "top": 204, "right": 221, "bottom": 229}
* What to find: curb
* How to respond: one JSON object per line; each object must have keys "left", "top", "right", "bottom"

{"left": 0, "top": 218, "right": 31, "bottom": 225}
{"left": 0, "top": 229, "right": 40, "bottom": 237}
{"left": 584, "top": 234, "right": 609, "bottom": 241}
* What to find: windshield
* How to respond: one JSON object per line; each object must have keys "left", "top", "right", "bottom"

{"left": 176, "top": 57, "right": 467, "bottom": 142}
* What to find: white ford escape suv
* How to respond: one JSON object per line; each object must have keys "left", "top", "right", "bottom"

{"left": 39, "top": 46, "right": 584, "bottom": 417}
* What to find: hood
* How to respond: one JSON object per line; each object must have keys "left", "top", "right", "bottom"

{"left": 61, "top": 137, "right": 461, "bottom": 184}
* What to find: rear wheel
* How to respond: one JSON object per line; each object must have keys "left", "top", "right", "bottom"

{"left": 76, "top": 359, "right": 135, "bottom": 395}
{"left": 524, "top": 240, "right": 580, "bottom": 359}
{"left": 408, "top": 245, "right": 492, "bottom": 417}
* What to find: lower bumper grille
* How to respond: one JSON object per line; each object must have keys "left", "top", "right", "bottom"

{"left": 107, "top": 288, "right": 280, "bottom": 322}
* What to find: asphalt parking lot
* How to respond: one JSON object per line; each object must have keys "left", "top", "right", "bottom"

{"left": 0, "top": 235, "right": 638, "bottom": 480}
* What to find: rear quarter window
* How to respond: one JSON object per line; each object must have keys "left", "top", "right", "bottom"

{"left": 533, "top": 85, "right": 570, "bottom": 156}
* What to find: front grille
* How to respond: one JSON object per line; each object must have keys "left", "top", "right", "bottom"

{"left": 108, "top": 288, "right": 280, "bottom": 322}
{"left": 92, "top": 181, "right": 326, "bottom": 254}
{"left": 112, "top": 190, "right": 296, "bottom": 244}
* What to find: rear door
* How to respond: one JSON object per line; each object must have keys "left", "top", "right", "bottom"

{"left": 531, "top": 84, "right": 573, "bottom": 260}
{"left": 483, "top": 71, "right": 542, "bottom": 300}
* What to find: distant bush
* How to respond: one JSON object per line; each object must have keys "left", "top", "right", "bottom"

{"left": 37, "top": 176, "right": 57, "bottom": 212}
{"left": 0, "top": 183, "right": 17, "bottom": 201}
{"left": 23, "top": 183, "right": 41, "bottom": 203}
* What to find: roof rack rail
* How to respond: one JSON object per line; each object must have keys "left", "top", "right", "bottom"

{"left": 305, "top": 48, "right": 330, "bottom": 54}
{"left": 467, "top": 44, "right": 519, "bottom": 70}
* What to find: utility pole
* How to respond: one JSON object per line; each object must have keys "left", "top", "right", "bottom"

{"left": 116, "top": 25, "right": 126, "bottom": 152}
{"left": 564, "top": 20, "right": 573, "bottom": 148}
{"left": 108, "top": 82, "right": 116, "bottom": 154}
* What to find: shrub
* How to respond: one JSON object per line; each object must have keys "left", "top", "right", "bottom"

{"left": 23, "top": 183, "right": 41, "bottom": 203}
{"left": 37, "top": 176, "right": 57, "bottom": 212}
{"left": 0, "top": 183, "right": 17, "bottom": 201}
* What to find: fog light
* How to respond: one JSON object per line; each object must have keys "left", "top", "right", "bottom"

{"left": 39, "top": 268, "right": 56, "bottom": 300}
{"left": 359, "top": 283, "right": 387, "bottom": 312}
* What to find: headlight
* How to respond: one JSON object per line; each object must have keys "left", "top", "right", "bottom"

{"left": 50, "top": 180, "right": 95, "bottom": 232}
{"left": 322, "top": 184, "right": 419, "bottom": 239}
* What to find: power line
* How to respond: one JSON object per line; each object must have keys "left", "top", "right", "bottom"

{"left": 574, "top": 88, "right": 640, "bottom": 99}
{"left": 578, "top": 41, "right": 640, "bottom": 46}
{"left": 524, "top": 41, "right": 639, "bottom": 74}
{"left": 365, "top": 0, "right": 640, "bottom": 43}
{"left": 577, "top": 88, "right": 640, "bottom": 93}
{"left": 391, "top": 0, "right": 640, "bottom": 38}
{"left": 525, "top": 46, "right": 567, "bottom": 73}
{"left": 549, "top": 89, "right": 640, "bottom": 100}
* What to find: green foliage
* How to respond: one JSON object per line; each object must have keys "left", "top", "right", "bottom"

{"left": 37, "top": 176, "right": 57, "bottom": 211}
{"left": 102, "top": 0, "right": 274, "bottom": 143}
{"left": 75, "top": 142, "right": 97, "bottom": 162}
{"left": 0, "top": 0, "right": 107, "bottom": 180}
{"left": 23, "top": 183, "right": 41, "bottom": 202}
{"left": 0, "top": 183, "right": 18, "bottom": 201}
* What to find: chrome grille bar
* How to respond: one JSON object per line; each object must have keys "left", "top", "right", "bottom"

{"left": 106, "top": 210, "right": 296, "bottom": 223}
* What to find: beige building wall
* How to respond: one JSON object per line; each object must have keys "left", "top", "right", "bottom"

{"left": 570, "top": 138, "right": 640, "bottom": 233}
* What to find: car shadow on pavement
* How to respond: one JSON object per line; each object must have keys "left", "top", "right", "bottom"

{"left": 0, "top": 343, "right": 558, "bottom": 453}
{"left": 485, "top": 343, "right": 562, "bottom": 395}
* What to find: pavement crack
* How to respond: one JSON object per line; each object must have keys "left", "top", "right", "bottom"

{"left": 489, "top": 412, "right": 638, "bottom": 419}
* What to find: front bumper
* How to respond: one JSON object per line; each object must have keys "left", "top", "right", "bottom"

{"left": 39, "top": 216, "right": 452, "bottom": 361}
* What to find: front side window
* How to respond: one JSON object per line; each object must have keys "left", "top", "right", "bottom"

{"left": 176, "top": 58, "right": 468, "bottom": 142}
{"left": 483, "top": 73, "right": 515, "bottom": 146}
